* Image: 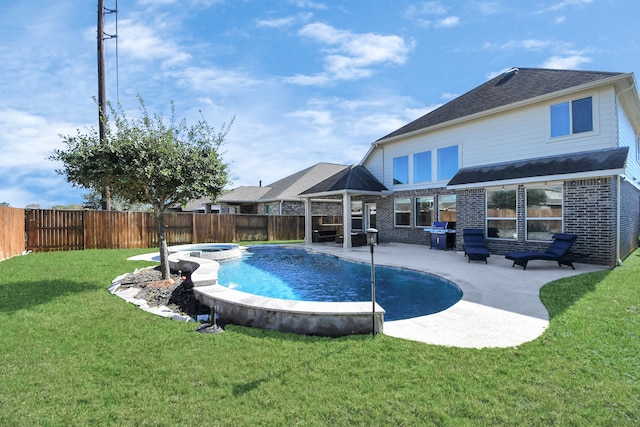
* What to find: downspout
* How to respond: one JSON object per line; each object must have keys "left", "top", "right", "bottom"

{"left": 279, "top": 200, "right": 283, "bottom": 216}
{"left": 616, "top": 175, "right": 623, "bottom": 266}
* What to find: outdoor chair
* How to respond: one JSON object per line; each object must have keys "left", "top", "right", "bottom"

{"left": 462, "top": 228, "right": 490, "bottom": 263}
{"left": 505, "top": 233, "right": 578, "bottom": 270}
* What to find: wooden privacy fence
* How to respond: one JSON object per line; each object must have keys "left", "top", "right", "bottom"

{"left": 0, "top": 206, "right": 25, "bottom": 261}
{"left": 15, "top": 209, "right": 334, "bottom": 253}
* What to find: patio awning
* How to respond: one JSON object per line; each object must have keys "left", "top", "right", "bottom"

{"left": 447, "top": 146, "right": 629, "bottom": 188}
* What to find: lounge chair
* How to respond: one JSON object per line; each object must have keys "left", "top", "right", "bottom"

{"left": 462, "top": 228, "right": 490, "bottom": 263}
{"left": 505, "top": 233, "right": 578, "bottom": 270}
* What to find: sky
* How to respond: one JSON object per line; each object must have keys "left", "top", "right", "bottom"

{"left": 1, "top": 0, "right": 639, "bottom": 208}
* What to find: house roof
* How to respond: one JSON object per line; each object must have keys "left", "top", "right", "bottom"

{"left": 299, "top": 165, "right": 388, "bottom": 197}
{"left": 447, "top": 146, "right": 629, "bottom": 187}
{"left": 377, "top": 68, "right": 625, "bottom": 142}
{"left": 218, "top": 162, "right": 349, "bottom": 203}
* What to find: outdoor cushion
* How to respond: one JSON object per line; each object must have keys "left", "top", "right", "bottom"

{"left": 505, "top": 233, "right": 578, "bottom": 270}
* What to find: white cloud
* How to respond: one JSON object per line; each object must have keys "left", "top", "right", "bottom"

{"left": 471, "top": 1, "right": 503, "bottom": 15}
{"left": 404, "top": 2, "right": 459, "bottom": 28}
{"left": 540, "top": 54, "right": 591, "bottom": 69}
{"left": 555, "top": 16, "right": 567, "bottom": 24}
{"left": 289, "top": 0, "right": 327, "bottom": 9}
{"left": 0, "top": 109, "right": 82, "bottom": 174}
{"left": 542, "top": 0, "right": 593, "bottom": 13}
{"left": 172, "top": 67, "right": 262, "bottom": 94}
{"left": 295, "top": 23, "right": 412, "bottom": 83}
{"left": 116, "top": 19, "right": 191, "bottom": 65}
{"left": 435, "top": 16, "right": 460, "bottom": 28}
{"left": 256, "top": 13, "right": 312, "bottom": 29}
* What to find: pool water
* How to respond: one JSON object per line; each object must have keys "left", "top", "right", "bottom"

{"left": 217, "top": 246, "right": 462, "bottom": 321}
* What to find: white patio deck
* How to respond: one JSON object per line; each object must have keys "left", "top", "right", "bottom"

{"left": 302, "top": 242, "right": 606, "bottom": 348}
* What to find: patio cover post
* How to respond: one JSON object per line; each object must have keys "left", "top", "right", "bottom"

{"left": 342, "top": 192, "right": 352, "bottom": 248}
{"left": 304, "top": 197, "right": 313, "bottom": 244}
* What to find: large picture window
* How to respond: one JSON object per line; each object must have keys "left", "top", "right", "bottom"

{"left": 437, "top": 145, "right": 459, "bottom": 181}
{"left": 414, "top": 151, "right": 432, "bottom": 183}
{"left": 394, "top": 197, "right": 411, "bottom": 227}
{"left": 526, "top": 185, "right": 563, "bottom": 241}
{"left": 486, "top": 189, "right": 517, "bottom": 239}
{"left": 393, "top": 156, "right": 409, "bottom": 185}
{"left": 415, "top": 196, "right": 434, "bottom": 227}
{"left": 550, "top": 96, "right": 593, "bottom": 137}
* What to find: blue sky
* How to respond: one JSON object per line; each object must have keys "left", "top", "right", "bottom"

{"left": 1, "top": 0, "right": 638, "bottom": 208}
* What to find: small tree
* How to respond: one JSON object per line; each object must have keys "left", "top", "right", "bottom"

{"left": 51, "top": 97, "right": 232, "bottom": 278}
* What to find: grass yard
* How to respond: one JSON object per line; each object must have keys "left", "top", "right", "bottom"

{"left": 0, "top": 248, "right": 638, "bottom": 426}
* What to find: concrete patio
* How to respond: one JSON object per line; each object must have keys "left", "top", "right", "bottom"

{"left": 302, "top": 242, "right": 606, "bottom": 349}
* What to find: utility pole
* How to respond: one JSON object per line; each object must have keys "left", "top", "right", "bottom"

{"left": 97, "top": 0, "right": 113, "bottom": 210}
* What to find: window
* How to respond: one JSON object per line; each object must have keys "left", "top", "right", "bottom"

{"left": 414, "top": 151, "right": 432, "bottom": 183}
{"left": 437, "top": 194, "right": 456, "bottom": 223}
{"left": 393, "top": 156, "right": 409, "bottom": 185}
{"left": 437, "top": 145, "right": 459, "bottom": 181}
{"left": 265, "top": 204, "right": 273, "bottom": 215}
{"left": 526, "top": 185, "right": 563, "bottom": 241}
{"left": 415, "top": 196, "right": 434, "bottom": 227}
{"left": 550, "top": 96, "right": 593, "bottom": 137}
{"left": 394, "top": 197, "right": 411, "bottom": 227}
{"left": 351, "top": 200, "right": 363, "bottom": 230}
{"left": 486, "top": 189, "right": 517, "bottom": 239}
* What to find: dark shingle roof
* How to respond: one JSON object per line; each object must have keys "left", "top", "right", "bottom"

{"left": 447, "top": 147, "right": 629, "bottom": 186}
{"left": 378, "top": 68, "right": 624, "bottom": 141}
{"left": 300, "top": 165, "right": 388, "bottom": 195}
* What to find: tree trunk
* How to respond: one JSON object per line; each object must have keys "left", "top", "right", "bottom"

{"left": 155, "top": 206, "right": 171, "bottom": 279}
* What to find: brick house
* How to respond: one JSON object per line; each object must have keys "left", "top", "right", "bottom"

{"left": 218, "top": 162, "right": 347, "bottom": 216}
{"left": 301, "top": 68, "right": 640, "bottom": 266}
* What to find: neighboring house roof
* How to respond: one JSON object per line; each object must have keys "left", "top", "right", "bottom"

{"left": 448, "top": 147, "right": 629, "bottom": 187}
{"left": 181, "top": 197, "right": 220, "bottom": 212}
{"left": 219, "top": 162, "right": 349, "bottom": 203}
{"left": 218, "top": 186, "right": 271, "bottom": 203}
{"left": 300, "top": 165, "right": 389, "bottom": 197}
{"left": 377, "top": 68, "right": 625, "bottom": 142}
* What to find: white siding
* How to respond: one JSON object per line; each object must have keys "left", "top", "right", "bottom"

{"left": 619, "top": 103, "right": 640, "bottom": 184}
{"left": 365, "top": 85, "right": 620, "bottom": 190}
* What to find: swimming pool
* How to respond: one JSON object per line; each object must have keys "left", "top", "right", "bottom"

{"left": 217, "top": 246, "right": 462, "bottom": 321}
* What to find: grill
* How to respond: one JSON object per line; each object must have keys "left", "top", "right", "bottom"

{"left": 424, "top": 221, "right": 456, "bottom": 250}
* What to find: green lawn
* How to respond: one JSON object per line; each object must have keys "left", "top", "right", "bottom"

{"left": 0, "top": 248, "right": 638, "bottom": 426}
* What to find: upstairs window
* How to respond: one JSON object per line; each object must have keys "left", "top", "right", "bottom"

{"left": 414, "top": 151, "right": 432, "bottom": 183}
{"left": 393, "top": 156, "right": 409, "bottom": 185}
{"left": 437, "top": 145, "right": 459, "bottom": 181}
{"left": 550, "top": 96, "right": 593, "bottom": 137}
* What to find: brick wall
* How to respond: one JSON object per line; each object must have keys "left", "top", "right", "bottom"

{"left": 375, "top": 176, "right": 638, "bottom": 266}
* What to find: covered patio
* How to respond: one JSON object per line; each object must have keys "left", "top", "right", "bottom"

{"left": 299, "top": 165, "right": 390, "bottom": 248}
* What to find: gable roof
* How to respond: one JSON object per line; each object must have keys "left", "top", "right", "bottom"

{"left": 448, "top": 147, "right": 629, "bottom": 187}
{"left": 377, "top": 68, "right": 625, "bottom": 142}
{"left": 218, "top": 162, "right": 348, "bottom": 203}
{"left": 299, "top": 165, "right": 388, "bottom": 197}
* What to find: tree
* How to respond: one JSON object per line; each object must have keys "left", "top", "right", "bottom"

{"left": 81, "top": 189, "right": 149, "bottom": 211}
{"left": 51, "top": 97, "right": 232, "bottom": 278}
